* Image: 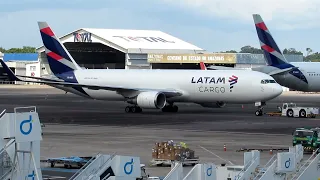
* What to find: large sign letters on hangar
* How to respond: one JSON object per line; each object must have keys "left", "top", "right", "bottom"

{"left": 147, "top": 53, "right": 236, "bottom": 64}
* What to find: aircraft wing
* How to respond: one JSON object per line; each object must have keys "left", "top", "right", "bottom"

{"left": 0, "top": 60, "right": 183, "bottom": 98}
{"left": 16, "top": 75, "right": 63, "bottom": 82}
{"left": 267, "top": 67, "right": 298, "bottom": 76}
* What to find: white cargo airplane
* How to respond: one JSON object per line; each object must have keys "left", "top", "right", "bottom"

{"left": 207, "top": 14, "right": 320, "bottom": 92}
{"left": 0, "top": 22, "right": 283, "bottom": 115}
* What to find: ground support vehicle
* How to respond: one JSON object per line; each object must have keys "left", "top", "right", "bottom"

{"left": 41, "top": 156, "right": 92, "bottom": 168}
{"left": 265, "top": 103, "right": 319, "bottom": 118}
{"left": 292, "top": 128, "right": 320, "bottom": 153}
{"left": 150, "top": 141, "right": 199, "bottom": 167}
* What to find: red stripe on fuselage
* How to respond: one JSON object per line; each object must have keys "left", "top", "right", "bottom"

{"left": 41, "top": 27, "right": 54, "bottom": 37}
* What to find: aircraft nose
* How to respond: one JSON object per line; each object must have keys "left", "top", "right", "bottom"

{"left": 273, "top": 84, "right": 283, "bottom": 97}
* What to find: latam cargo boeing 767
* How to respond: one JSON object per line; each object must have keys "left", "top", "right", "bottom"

{"left": 0, "top": 22, "right": 283, "bottom": 115}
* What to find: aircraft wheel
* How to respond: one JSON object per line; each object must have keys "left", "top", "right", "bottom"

{"left": 131, "top": 106, "right": 137, "bottom": 113}
{"left": 131, "top": 106, "right": 142, "bottom": 113}
{"left": 172, "top": 105, "right": 178, "bottom": 112}
{"left": 125, "top": 106, "right": 131, "bottom": 113}
{"left": 162, "top": 106, "right": 169, "bottom": 112}
{"left": 255, "top": 110, "right": 262, "bottom": 116}
{"left": 162, "top": 105, "right": 178, "bottom": 112}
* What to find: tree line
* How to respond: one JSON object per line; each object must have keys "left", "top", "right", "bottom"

{"left": 219, "top": 45, "right": 320, "bottom": 62}
{"left": 0, "top": 46, "right": 36, "bottom": 53}
{"left": 1, "top": 45, "right": 319, "bottom": 62}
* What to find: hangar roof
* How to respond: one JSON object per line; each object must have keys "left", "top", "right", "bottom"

{"left": 37, "top": 28, "right": 205, "bottom": 54}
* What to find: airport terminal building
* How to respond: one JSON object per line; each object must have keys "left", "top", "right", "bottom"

{"left": 1, "top": 28, "right": 303, "bottom": 91}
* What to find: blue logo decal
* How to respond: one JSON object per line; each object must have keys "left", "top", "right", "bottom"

{"left": 27, "top": 170, "right": 36, "bottom": 180}
{"left": 285, "top": 158, "right": 291, "bottom": 168}
{"left": 206, "top": 165, "right": 212, "bottom": 176}
{"left": 124, "top": 158, "right": 134, "bottom": 175}
{"left": 20, "top": 115, "right": 33, "bottom": 135}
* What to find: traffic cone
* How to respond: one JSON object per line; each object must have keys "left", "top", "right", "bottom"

{"left": 224, "top": 144, "right": 226, "bottom": 151}
{"left": 269, "top": 149, "right": 273, "bottom": 155}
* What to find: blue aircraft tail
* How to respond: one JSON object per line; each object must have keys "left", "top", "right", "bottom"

{"left": 252, "top": 14, "right": 290, "bottom": 67}
{"left": 38, "top": 22, "right": 81, "bottom": 77}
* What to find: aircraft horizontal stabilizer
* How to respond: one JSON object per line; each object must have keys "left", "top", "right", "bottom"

{"left": 267, "top": 67, "right": 298, "bottom": 76}
{"left": 0, "top": 59, "right": 183, "bottom": 98}
{"left": 16, "top": 75, "right": 63, "bottom": 82}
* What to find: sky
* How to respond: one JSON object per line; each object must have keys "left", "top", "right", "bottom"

{"left": 1, "top": 0, "right": 320, "bottom": 55}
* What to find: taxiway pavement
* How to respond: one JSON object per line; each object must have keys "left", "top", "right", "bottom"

{"left": 0, "top": 85, "right": 319, "bottom": 178}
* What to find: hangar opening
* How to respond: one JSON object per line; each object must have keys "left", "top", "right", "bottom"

{"left": 64, "top": 42, "right": 125, "bottom": 69}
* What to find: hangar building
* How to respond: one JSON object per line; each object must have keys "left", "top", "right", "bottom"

{"left": 0, "top": 53, "right": 38, "bottom": 84}
{"left": 36, "top": 28, "right": 206, "bottom": 74}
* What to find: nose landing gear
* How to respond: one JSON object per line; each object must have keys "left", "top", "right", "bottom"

{"left": 255, "top": 107, "right": 263, "bottom": 116}
{"left": 255, "top": 102, "right": 265, "bottom": 116}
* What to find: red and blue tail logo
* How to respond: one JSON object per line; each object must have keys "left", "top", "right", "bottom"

{"left": 253, "top": 14, "right": 308, "bottom": 84}
{"left": 38, "top": 22, "right": 79, "bottom": 77}
{"left": 229, "top": 75, "right": 238, "bottom": 92}
{"left": 253, "top": 14, "right": 287, "bottom": 67}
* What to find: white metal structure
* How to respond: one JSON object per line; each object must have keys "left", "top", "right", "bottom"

{"left": 0, "top": 22, "right": 283, "bottom": 115}
{"left": 0, "top": 106, "right": 43, "bottom": 180}
{"left": 69, "top": 153, "right": 142, "bottom": 180}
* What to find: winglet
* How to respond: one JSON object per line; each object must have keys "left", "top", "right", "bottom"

{"left": 0, "top": 59, "right": 21, "bottom": 81}
{"left": 200, "top": 62, "right": 207, "bottom": 70}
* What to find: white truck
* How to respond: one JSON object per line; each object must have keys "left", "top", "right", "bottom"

{"left": 267, "top": 103, "right": 319, "bottom": 118}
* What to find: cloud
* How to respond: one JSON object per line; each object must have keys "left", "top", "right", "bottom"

{"left": 159, "top": 0, "right": 320, "bottom": 30}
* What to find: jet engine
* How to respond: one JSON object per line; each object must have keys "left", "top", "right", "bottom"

{"left": 199, "top": 101, "right": 226, "bottom": 108}
{"left": 128, "top": 91, "right": 166, "bottom": 109}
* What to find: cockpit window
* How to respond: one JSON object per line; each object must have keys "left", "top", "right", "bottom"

{"left": 261, "top": 79, "right": 277, "bottom": 84}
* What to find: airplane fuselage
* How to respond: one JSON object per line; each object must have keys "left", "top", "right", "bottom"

{"left": 265, "top": 62, "right": 320, "bottom": 92}
{"left": 51, "top": 69, "right": 282, "bottom": 104}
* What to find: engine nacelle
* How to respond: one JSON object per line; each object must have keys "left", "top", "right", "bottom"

{"left": 130, "top": 91, "right": 166, "bottom": 109}
{"left": 199, "top": 101, "right": 226, "bottom": 108}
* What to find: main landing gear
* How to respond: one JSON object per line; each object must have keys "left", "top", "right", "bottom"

{"left": 255, "top": 102, "right": 266, "bottom": 116}
{"left": 162, "top": 104, "right": 178, "bottom": 112}
{"left": 124, "top": 104, "right": 179, "bottom": 113}
{"left": 125, "top": 106, "right": 142, "bottom": 113}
